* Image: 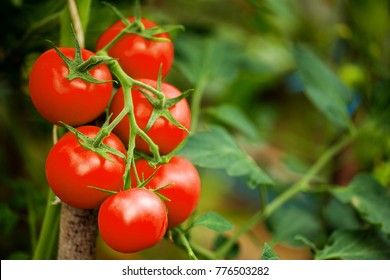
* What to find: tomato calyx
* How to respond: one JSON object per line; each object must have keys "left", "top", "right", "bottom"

{"left": 100, "top": 1, "right": 184, "bottom": 52}
{"left": 136, "top": 77, "right": 193, "bottom": 132}
{"left": 128, "top": 162, "right": 172, "bottom": 201}
{"left": 61, "top": 122, "right": 126, "bottom": 161}
{"left": 47, "top": 31, "right": 115, "bottom": 84}
{"left": 143, "top": 88, "right": 192, "bottom": 133}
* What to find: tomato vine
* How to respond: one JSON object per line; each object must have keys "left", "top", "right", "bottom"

{"left": 23, "top": 0, "right": 390, "bottom": 261}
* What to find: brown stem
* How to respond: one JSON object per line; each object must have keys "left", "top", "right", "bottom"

{"left": 57, "top": 203, "right": 98, "bottom": 260}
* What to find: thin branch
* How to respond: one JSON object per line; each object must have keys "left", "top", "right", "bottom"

{"left": 68, "top": 0, "right": 84, "bottom": 48}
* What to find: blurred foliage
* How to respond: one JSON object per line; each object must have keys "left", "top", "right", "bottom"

{"left": 1, "top": 0, "right": 390, "bottom": 260}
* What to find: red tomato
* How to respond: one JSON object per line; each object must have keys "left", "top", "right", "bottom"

{"left": 29, "top": 48, "right": 113, "bottom": 126}
{"left": 131, "top": 157, "right": 201, "bottom": 228}
{"left": 45, "top": 126, "right": 126, "bottom": 209}
{"left": 96, "top": 17, "right": 174, "bottom": 80}
{"left": 98, "top": 188, "right": 168, "bottom": 253}
{"left": 109, "top": 79, "right": 191, "bottom": 155}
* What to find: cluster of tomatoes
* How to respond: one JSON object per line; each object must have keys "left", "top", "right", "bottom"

{"left": 28, "top": 15, "right": 201, "bottom": 253}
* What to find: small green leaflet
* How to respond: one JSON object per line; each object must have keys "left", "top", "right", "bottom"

{"left": 261, "top": 243, "right": 280, "bottom": 260}
{"left": 332, "top": 174, "right": 390, "bottom": 235}
{"left": 294, "top": 44, "right": 353, "bottom": 130}
{"left": 179, "top": 126, "right": 273, "bottom": 188}
{"left": 315, "top": 229, "right": 390, "bottom": 260}
{"left": 192, "top": 211, "right": 233, "bottom": 233}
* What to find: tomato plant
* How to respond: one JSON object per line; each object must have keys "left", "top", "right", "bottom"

{"left": 29, "top": 47, "right": 113, "bottom": 126}
{"left": 109, "top": 79, "right": 191, "bottom": 154}
{"left": 45, "top": 126, "right": 126, "bottom": 209}
{"left": 3, "top": 0, "right": 389, "bottom": 263}
{"left": 98, "top": 188, "right": 168, "bottom": 253}
{"left": 131, "top": 156, "right": 201, "bottom": 228}
{"left": 96, "top": 16, "right": 174, "bottom": 80}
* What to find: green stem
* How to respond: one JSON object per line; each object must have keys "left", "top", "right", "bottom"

{"left": 189, "top": 241, "right": 219, "bottom": 260}
{"left": 215, "top": 130, "right": 359, "bottom": 259}
{"left": 264, "top": 132, "right": 357, "bottom": 217}
{"left": 101, "top": 25, "right": 132, "bottom": 52}
{"left": 92, "top": 51, "right": 162, "bottom": 174}
{"left": 172, "top": 228, "right": 198, "bottom": 260}
{"left": 190, "top": 39, "right": 214, "bottom": 132}
{"left": 163, "top": 137, "right": 188, "bottom": 163}
{"left": 98, "top": 2, "right": 144, "bottom": 53}
{"left": 124, "top": 118, "right": 138, "bottom": 190}
{"left": 190, "top": 74, "right": 208, "bottom": 132}
{"left": 33, "top": 190, "right": 61, "bottom": 260}
{"left": 259, "top": 184, "right": 268, "bottom": 212}
{"left": 108, "top": 59, "right": 161, "bottom": 162}
{"left": 131, "top": 78, "right": 165, "bottom": 100}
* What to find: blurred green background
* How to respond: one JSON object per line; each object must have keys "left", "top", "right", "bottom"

{"left": 1, "top": 0, "right": 390, "bottom": 260}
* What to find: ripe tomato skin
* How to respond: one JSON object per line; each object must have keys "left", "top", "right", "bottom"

{"left": 109, "top": 79, "right": 191, "bottom": 155}
{"left": 96, "top": 17, "right": 174, "bottom": 80}
{"left": 45, "top": 126, "right": 126, "bottom": 209}
{"left": 98, "top": 188, "right": 168, "bottom": 253}
{"left": 29, "top": 47, "right": 113, "bottom": 126}
{"left": 131, "top": 157, "right": 201, "bottom": 228}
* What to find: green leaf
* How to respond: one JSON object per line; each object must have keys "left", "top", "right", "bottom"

{"left": 179, "top": 126, "right": 273, "bottom": 188}
{"left": 295, "top": 235, "right": 318, "bottom": 252}
{"left": 315, "top": 229, "right": 390, "bottom": 260}
{"left": 206, "top": 104, "right": 260, "bottom": 141}
{"left": 175, "top": 34, "right": 243, "bottom": 89}
{"left": 294, "top": 44, "right": 353, "bottom": 129}
{"left": 332, "top": 174, "right": 390, "bottom": 234}
{"left": 322, "top": 198, "right": 362, "bottom": 231}
{"left": 267, "top": 198, "right": 323, "bottom": 246}
{"left": 192, "top": 211, "right": 233, "bottom": 233}
{"left": 261, "top": 243, "right": 280, "bottom": 260}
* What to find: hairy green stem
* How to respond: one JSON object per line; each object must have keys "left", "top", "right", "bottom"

{"left": 123, "top": 96, "right": 138, "bottom": 190}
{"left": 104, "top": 57, "right": 161, "bottom": 162}
{"left": 215, "top": 130, "right": 359, "bottom": 258}
{"left": 97, "top": 3, "right": 145, "bottom": 54}
{"left": 131, "top": 78, "right": 166, "bottom": 100}
{"left": 101, "top": 25, "right": 130, "bottom": 52}
{"left": 92, "top": 51, "right": 162, "bottom": 187}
